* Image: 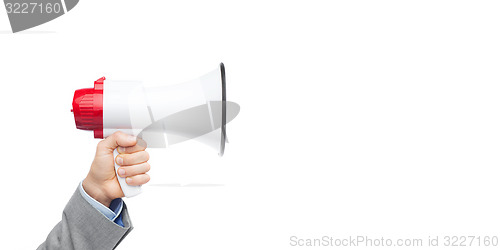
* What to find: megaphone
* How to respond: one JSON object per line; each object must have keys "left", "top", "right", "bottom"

{"left": 71, "top": 63, "right": 240, "bottom": 197}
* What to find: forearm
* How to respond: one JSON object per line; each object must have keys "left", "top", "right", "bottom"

{"left": 37, "top": 185, "right": 133, "bottom": 250}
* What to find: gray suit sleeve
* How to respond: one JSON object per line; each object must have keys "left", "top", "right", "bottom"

{"left": 37, "top": 186, "right": 134, "bottom": 250}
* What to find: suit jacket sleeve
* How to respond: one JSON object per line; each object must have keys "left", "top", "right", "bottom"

{"left": 37, "top": 186, "right": 134, "bottom": 250}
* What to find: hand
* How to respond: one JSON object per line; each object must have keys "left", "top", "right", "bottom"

{"left": 83, "top": 131, "right": 151, "bottom": 207}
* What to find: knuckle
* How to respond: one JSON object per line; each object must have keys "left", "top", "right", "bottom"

{"left": 110, "top": 132, "right": 120, "bottom": 141}
{"left": 114, "top": 131, "right": 128, "bottom": 142}
{"left": 96, "top": 141, "right": 106, "bottom": 150}
{"left": 144, "top": 162, "right": 151, "bottom": 172}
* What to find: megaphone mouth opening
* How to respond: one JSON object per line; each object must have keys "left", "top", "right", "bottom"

{"left": 220, "top": 62, "right": 227, "bottom": 157}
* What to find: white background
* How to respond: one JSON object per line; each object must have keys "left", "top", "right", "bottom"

{"left": 0, "top": 1, "right": 499, "bottom": 249}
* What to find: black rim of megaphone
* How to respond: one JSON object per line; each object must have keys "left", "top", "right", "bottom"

{"left": 220, "top": 62, "right": 227, "bottom": 156}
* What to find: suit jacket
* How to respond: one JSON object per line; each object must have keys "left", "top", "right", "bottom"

{"left": 37, "top": 186, "right": 133, "bottom": 250}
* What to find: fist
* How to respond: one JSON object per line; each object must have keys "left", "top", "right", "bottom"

{"left": 83, "top": 131, "right": 151, "bottom": 207}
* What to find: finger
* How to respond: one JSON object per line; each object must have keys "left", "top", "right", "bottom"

{"left": 117, "top": 162, "right": 151, "bottom": 178}
{"left": 116, "top": 151, "right": 149, "bottom": 166}
{"left": 117, "top": 138, "right": 147, "bottom": 154}
{"left": 98, "top": 131, "right": 137, "bottom": 152}
{"left": 125, "top": 174, "right": 151, "bottom": 186}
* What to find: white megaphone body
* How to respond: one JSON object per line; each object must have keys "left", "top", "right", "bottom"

{"left": 71, "top": 63, "right": 239, "bottom": 197}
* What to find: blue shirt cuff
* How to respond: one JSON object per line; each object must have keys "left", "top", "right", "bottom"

{"left": 79, "top": 181, "right": 124, "bottom": 226}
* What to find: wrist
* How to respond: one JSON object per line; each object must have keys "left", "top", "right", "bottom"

{"left": 82, "top": 177, "right": 113, "bottom": 207}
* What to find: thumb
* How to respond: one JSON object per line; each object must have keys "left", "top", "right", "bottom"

{"left": 98, "top": 131, "right": 137, "bottom": 152}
